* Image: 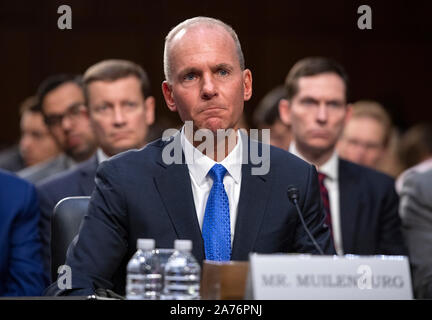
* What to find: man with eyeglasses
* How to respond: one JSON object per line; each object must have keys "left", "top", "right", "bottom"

{"left": 37, "top": 60, "right": 155, "bottom": 280}
{"left": 18, "top": 74, "right": 97, "bottom": 183}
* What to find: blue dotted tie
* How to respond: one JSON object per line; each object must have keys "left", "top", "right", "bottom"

{"left": 202, "top": 164, "right": 231, "bottom": 261}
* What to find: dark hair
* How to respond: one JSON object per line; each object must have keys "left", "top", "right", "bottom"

{"left": 19, "top": 96, "right": 41, "bottom": 115}
{"left": 253, "top": 85, "right": 287, "bottom": 126}
{"left": 37, "top": 74, "right": 83, "bottom": 113}
{"left": 285, "top": 57, "right": 350, "bottom": 102}
{"left": 83, "top": 59, "right": 151, "bottom": 105}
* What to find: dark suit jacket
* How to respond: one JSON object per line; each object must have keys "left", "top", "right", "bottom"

{"left": 0, "top": 170, "right": 47, "bottom": 295}
{"left": 37, "top": 155, "right": 98, "bottom": 279}
{"left": 45, "top": 134, "right": 334, "bottom": 296}
{"left": 338, "top": 159, "right": 406, "bottom": 255}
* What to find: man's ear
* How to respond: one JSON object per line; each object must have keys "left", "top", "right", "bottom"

{"left": 278, "top": 98, "right": 291, "bottom": 126}
{"left": 243, "top": 69, "right": 253, "bottom": 101}
{"left": 144, "top": 96, "right": 156, "bottom": 125}
{"left": 162, "top": 81, "right": 177, "bottom": 112}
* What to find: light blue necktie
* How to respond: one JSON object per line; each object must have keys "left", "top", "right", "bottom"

{"left": 202, "top": 164, "right": 231, "bottom": 261}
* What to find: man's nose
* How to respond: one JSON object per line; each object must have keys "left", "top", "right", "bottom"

{"left": 316, "top": 103, "right": 328, "bottom": 123}
{"left": 61, "top": 115, "right": 73, "bottom": 131}
{"left": 201, "top": 74, "right": 217, "bottom": 100}
{"left": 113, "top": 106, "right": 126, "bottom": 126}
{"left": 20, "top": 135, "right": 31, "bottom": 152}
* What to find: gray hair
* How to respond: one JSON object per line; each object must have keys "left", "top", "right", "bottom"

{"left": 163, "top": 16, "right": 245, "bottom": 83}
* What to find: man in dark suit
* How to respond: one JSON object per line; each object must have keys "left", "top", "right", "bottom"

{"left": 279, "top": 57, "right": 407, "bottom": 256}
{"left": 46, "top": 17, "right": 334, "bottom": 296}
{"left": 37, "top": 59, "right": 155, "bottom": 279}
{"left": 0, "top": 170, "right": 47, "bottom": 296}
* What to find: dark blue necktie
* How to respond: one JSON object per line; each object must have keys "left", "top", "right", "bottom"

{"left": 202, "top": 164, "right": 231, "bottom": 261}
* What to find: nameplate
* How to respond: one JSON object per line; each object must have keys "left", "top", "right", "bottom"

{"left": 248, "top": 254, "right": 413, "bottom": 299}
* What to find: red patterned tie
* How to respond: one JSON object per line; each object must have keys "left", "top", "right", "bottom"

{"left": 318, "top": 172, "right": 332, "bottom": 234}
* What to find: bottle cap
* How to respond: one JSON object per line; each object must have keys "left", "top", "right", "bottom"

{"left": 137, "top": 238, "right": 155, "bottom": 250}
{"left": 174, "top": 239, "right": 192, "bottom": 251}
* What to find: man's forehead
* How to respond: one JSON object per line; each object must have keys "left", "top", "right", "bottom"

{"left": 170, "top": 24, "right": 234, "bottom": 55}
{"left": 44, "top": 83, "right": 84, "bottom": 110}
{"left": 172, "top": 23, "right": 226, "bottom": 42}
{"left": 297, "top": 73, "right": 346, "bottom": 98}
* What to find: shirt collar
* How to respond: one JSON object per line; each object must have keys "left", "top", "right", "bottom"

{"left": 96, "top": 148, "right": 110, "bottom": 164}
{"left": 289, "top": 142, "right": 339, "bottom": 180}
{"left": 181, "top": 126, "right": 243, "bottom": 186}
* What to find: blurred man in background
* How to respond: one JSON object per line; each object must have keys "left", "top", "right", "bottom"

{"left": 18, "top": 74, "right": 97, "bottom": 183}
{"left": 252, "top": 85, "right": 291, "bottom": 150}
{"left": 37, "top": 59, "right": 155, "bottom": 278}
{"left": 279, "top": 56, "right": 406, "bottom": 256}
{"left": 337, "top": 100, "right": 392, "bottom": 170}
{"left": 19, "top": 96, "right": 61, "bottom": 168}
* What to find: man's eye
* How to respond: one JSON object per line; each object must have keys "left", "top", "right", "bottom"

{"left": 328, "top": 101, "right": 343, "bottom": 108}
{"left": 218, "top": 69, "right": 229, "bottom": 76}
{"left": 301, "top": 99, "right": 316, "bottom": 106}
{"left": 124, "top": 101, "right": 137, "bottom": 108}
{"left": 95, "top": 105, "right": 109, "bottom": 112}
{"left": 183, "top": 73, "right": 196, "bottom": 81}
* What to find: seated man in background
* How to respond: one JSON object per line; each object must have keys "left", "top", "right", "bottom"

{"left": 18, "top": 74, "right": 97, "bottom": 184}
{"left": 0, "top": 169, "right": 47, "bottom": 296}
{"left": 19, "top": 96, "right": 61, "bottom": 168}
{"left": 337, "top": 100, "right": 399, "bottom": 176}
{"left": 279, "top": 57, "right": 406, "bottom": 256}
{"left": 37, "top": 59, "right": 155, "bottom": 280}
{"left": 252, "top": 85, "right": 291, "bottom": 150}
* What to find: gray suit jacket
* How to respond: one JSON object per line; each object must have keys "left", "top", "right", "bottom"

{"left": 17, "top": 154, "right": 75, "bottom": 184}
{"left": 399, "top": 167, "right": 432, "bottom": 299}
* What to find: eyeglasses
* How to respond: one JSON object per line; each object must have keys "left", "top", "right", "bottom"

{"left": 44, "top": 103, "right": 86, "bottom": 127}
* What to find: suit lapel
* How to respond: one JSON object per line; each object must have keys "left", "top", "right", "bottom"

{"left": 339, "top": 159, "right": 363, "bottom": 253}
{"left": 231, "top": 138, "right": 272, "bottom": 260}
{"left": 78, "top": 156, "right": 98, "bottom": 196}
{"left": 153, "top": 136, "right": 205, "bottom": 262}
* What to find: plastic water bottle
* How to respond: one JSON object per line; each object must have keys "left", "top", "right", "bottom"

{"left": 163, "top": 239, "right": 201, "bottom": 300}
{"left": 126, "top": 238, "right": 163, "bottom": 300}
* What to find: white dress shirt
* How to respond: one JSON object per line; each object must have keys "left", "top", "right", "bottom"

{"left": 289, "top": 143, "right": 344, "bottom": 255}
{"left": 181, "top": 127, "right": 243, "bottom": 245}
{"left": 96, "top": 148, "right": 110, "bottom": 164}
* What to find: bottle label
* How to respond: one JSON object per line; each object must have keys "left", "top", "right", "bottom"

{"left": 126, "top": 274, "right": 146, "bottom": 298}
